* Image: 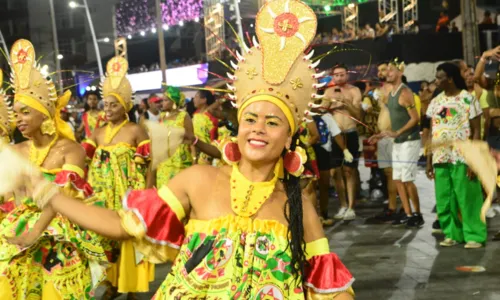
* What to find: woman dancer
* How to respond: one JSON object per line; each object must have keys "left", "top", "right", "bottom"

{"left": 0, "top": 39, "right": 107, "bottom": 299}
{"left": 18, "top": 1, "right": 354, "bottom": 298}
{"left": 82, "top": 56, "right": 153, "bottom": 299}
{"left": 156, "top": 85, "right": 194, "bottom": 186}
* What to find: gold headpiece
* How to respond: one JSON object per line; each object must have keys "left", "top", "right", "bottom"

{"left": 0, "top": 70, "right": 14, "bottom": 139}
{"left": 101, "top": 56, "right": 134, "bottom": 112}
{"left": 389, "top": 57, "right": 405, "bottom": 72}
{"left": 10, "top": 39, "right": 75, "bottom": 141}
{"left": 228, "top": 0, "right": 324, "bottom": 134}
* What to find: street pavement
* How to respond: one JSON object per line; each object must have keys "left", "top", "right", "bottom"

{"left": 97, "top": 162, "right": 500, "bottom": 300}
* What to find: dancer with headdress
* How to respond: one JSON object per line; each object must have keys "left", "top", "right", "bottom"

{"left": 9, "top": 1, "right": 354, "bottom": 298}
{"left": 78, "top": 90, "right": 105, "bottom": 141}
{"left": 0, "top": 39, "right": 107, "bottom": 299}
{"left": 81, "top": 56, "right": 154, "bottom": 298}
{"left": 156, "top": 85, "right": 194, "bottom": 187}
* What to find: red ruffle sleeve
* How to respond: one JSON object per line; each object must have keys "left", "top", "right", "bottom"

{"left": 134, "top": 140, "right": 151, "bottom": 164}
{"left": 54, "top": 170, "right": 94, "bottom": 198}
{"left": 119, "top": 188, "right": 185, "bottom": 263}
{"left": 81, "top": 141, "right": 96, "bottom": 160}
{"left": 305, "top": 253, "right": 355, "bottom": 294}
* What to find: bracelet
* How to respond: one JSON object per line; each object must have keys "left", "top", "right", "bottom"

{"left": 192, "top": 136, "right": 199, "bottom": 146}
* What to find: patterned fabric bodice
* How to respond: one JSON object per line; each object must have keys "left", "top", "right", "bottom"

{"left": 88, "top": 142, "right": 148, "bottom": 210}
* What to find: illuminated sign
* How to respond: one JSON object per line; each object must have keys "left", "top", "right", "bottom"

{"left": 128, "top": 63, "right": 209, "bottom": 91}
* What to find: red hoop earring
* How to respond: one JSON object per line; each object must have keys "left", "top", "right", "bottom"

{"left": 283, "top": 146, "right": 307, "bottom": 177}
{"left": 220, "top": 138, "right": 241, "bottom": 165}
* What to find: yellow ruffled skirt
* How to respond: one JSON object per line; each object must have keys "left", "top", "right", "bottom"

{"left": 106, "top": 240, "right": 155, "bottom": 293}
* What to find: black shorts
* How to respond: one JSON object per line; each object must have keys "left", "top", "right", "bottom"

{"left": 331, "top": 131, "right": 360, "bottom": 168}
{"left": 313, "top": 145, "right": 332, "bottom": 171}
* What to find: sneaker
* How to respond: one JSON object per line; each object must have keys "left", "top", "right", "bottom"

{"left": 343, "top": 208, "right": 356, "bottom": 221}
{"left": 374, "top": 209, "right": 398, "bottom": 223}
{"left": 464, "top": 241, "right": 483, "bottom": 249}
{"left": 431, "top": 220, "right": 443, "bottom": 234}
{"left": 392, "top": 215, "right": 410, "bottom": 227}
{"left": 486, "top": 208, "right": 496, "bottom": 219}
{"left": 440, "top": 238, "right": 458, "bottom": 247}
{"left": 334, "top": 207, "right": 348, "bottom": 220}
{"left": 407, "top": 213, "right": 425, "bottom": 228}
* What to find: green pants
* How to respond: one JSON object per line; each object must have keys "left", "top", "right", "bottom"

{"left": 434, "top": 163, "right": 486, "bottom": 243}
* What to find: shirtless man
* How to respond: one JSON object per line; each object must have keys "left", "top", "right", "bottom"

{"left": 371, "top": 62, "right": 399, "bottom": 223}
{"left": 324, "top": 64, "right": 362, "bottom": 220}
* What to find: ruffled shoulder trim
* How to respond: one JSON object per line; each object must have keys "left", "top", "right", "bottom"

{"left": 54, "top": 168, "right": 94, "bottom": 198}
{"left": 135, "top": 139, "right": 151, "bottom": 164}
{"left": 82, "top": 139, "right": 97, "bottom": 159}
{"left": 119, "top": 187, "right": 185, "bottom": 263}
{"left": 305, "top": 252, "right": 354, "bottom": 294}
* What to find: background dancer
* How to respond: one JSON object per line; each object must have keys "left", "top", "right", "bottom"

{"left": 0, "top": 39, "right": 107, "bottom": 300}
{"left": 82, "top": 56, "right": 154, "bottom": 299}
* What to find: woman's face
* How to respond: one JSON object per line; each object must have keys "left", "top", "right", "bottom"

{"left": 103, "top": 95, "right": 126, "bottom": 123}
{"left": 237, "top": 101, "right": 292, "bottom": 165}
{"left": 87, "top": 94, "right": 99, "bottom": 109}
{"left": 162, "top": 98, "right": 174, "bottom": 111}
{"left": 13, "top": 102, "right": 46, "bottom": 138}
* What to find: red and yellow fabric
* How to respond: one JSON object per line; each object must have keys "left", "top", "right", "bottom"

{"left": 82, "top": 111, "right": 106, "bottom": 138}
{"left": 0, "top": 165, "right": 108, "bottom": 300}
{"left": 193, "top": 110, "right": 218, "bottom": 165}
{"left": 156, "top": 112, "right": 193, "bottom": 187}
{"left": 119, "top": 186, "right": 354, "bottom": 299}
{"left": 213, "top": 125, "right": 234, "bottom": 167}
{"left": 87, "top": 140, "right": 154, "bottom": 293}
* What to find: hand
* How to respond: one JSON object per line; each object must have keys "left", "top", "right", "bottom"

{"left": 381, "top": 131, "right": 399, "bottom": 138}
{"left": 343, "top": 149, "right": 354, "bottom": 163}
{"left": 426, "top": 164, "right": 434, "bottom": 180}
{"left": 483, "top": 46, "right": 500, "bottom": 61}
{"left": 6, "top": 230, "right": 39, "bottom": 248}
{"left": 466, "top": 166, "right": 476, "bottom": 180}
{"left": 368, "top": 134, "right": 381, "bottom": 145}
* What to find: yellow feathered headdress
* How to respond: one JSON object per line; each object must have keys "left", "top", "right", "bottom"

{"left": 100, "top": 56, "right": 134, "bottom": 112}
{"left": 227, "top": 0, "right": 324, "bottom": 134}
{"left": 10, "top": 39, "right": 75, "bottom": 141}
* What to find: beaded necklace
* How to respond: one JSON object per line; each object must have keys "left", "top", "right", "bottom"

{"left": 104, "top": 119, "right": 128, "bottom": 144}
{"left": 29, "top": 135, "right": 59, "bottom": 167}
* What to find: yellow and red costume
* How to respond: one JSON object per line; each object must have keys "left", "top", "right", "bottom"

{"left": 82, "top": 56, "right": 154, "bottom": 293}
{"left": 114, "top": 0, "right": 354, "bottom": 298}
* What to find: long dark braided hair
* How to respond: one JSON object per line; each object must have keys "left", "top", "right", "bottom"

{"left": 281, "top": 132, "right": 308, "bottom": 284}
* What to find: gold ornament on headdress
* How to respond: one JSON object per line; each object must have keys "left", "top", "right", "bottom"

{"left": 0, "top": 70, "right": 15, "bottom": 142}
{"left": 227, "top": 0, "right": 325, "bottom": 134}
{"left": 10, "top": 39, "right": 75, "bottom": 140}
{"left": 389, "top": 57, "right": 405, "bottom": 72}
{"left": 101, "top": 56, "right": 134, "bottom": 112}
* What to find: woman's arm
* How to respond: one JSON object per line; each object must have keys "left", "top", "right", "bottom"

{"left": 306, "top": 122, "right": 320, "bottom": 146}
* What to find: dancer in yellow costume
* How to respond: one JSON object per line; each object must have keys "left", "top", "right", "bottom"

{"left": 192, "top": 90, "right": 219, "bottom": 165}
{"left": 0, "top": 70, "right": 17, "bottom": 219}
{"left": 156, "top": 85, "right": 194, "bottom": 187}
{"left": 14, "top": 1, "right": 355, "bottom": 298}
{"left": 81, "top": 56, "right": 154, "bottom": 299}
{"left": 0, "top": 39, "right": 107, "bottom": 299}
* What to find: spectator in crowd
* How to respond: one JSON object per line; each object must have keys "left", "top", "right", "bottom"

{"left": 426, "top": 62, "right": 486, "bottom": 248}
{"left": 375, "top": 23, "right": 389, "bottom": 38}
{"left": 364, "top": 24, "right": 375, "bottom": 39}
{"left": 450, "top": 22, "right": 459, "bottom": 32}
{"left": 332, "top": 28, "right": 341, "bottom": 42}
{"left": 480, "top": 10, "right": 494, "bottom": 25}
{"left": 436, "top": 12, "right": 450, "bottom": 33}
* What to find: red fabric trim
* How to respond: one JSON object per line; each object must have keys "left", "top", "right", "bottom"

{"left": 195, "top": 110, "right": 219, "bottom": 141}
{"left": 82, "top": 142, "right": 96, "bottom": 159}
{"left": 135, "top": 142, "right": 151, "bottom": 159}
{"left": 82, "top": 113, "right": 91, "bottom": 138}
{"left": 124, "top": 189, "right": 185, "bottom": 248}
{"left": 0, "top": 201, "right": 15, "bottom": 213}
{"left": 305, "top": 253, "right": 354, "bottom": 292}
{"left": 54, "top": 171, "right": 94, "bottom": 197}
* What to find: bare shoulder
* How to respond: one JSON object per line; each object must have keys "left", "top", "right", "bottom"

{"left": 12, "top": 140, "right": 29, "bottom": 154}
{"left": 174, "top": 164, "right": 226, "bottom": 186}
{"left": 58, "top": 138, "right": 86, "bottom": 168}
{"left": 302, "top": 195, "right": 325, "bottom": 243}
